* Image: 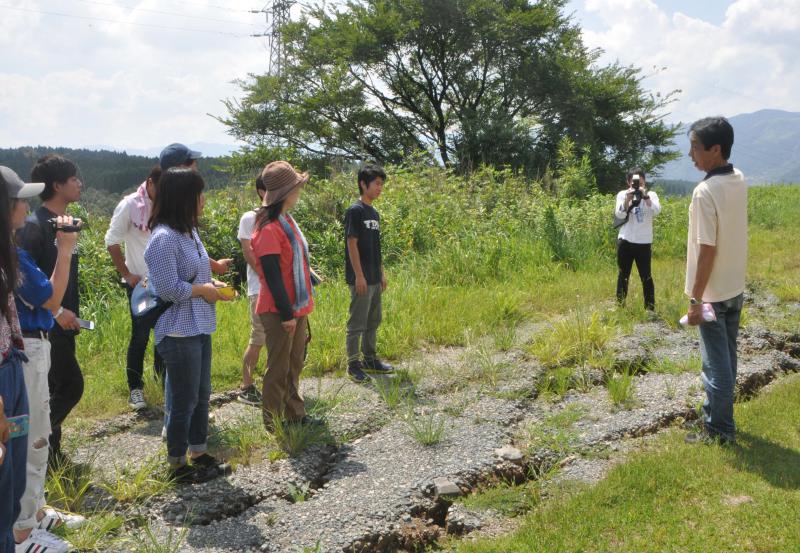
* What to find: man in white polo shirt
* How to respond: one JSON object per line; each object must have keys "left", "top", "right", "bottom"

{"left": 683, "top": 116, "right": 747, "bottom": 445}
{"left": 105, "top": 166, "right": 164, "bottom": 411}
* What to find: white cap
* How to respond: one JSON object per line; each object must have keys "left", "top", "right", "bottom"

{"left": 1, "top": 165, "right": 45, "bottom": 199}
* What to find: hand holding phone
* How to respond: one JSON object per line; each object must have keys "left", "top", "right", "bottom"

{"left": 77, "top": 318, "right": 95, "bottom": 330}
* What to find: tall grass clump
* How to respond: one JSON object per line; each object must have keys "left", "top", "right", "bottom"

{"left": 45, "top": 460, "right": 95, "bottom": 513}
{"left": 99, "top": 456, "right": 173, "bottom": 503}
{"left": 405, "top": 411, "right": 446, "bottom": 446}
{"left": 530, "top": 307, "right": 615, "bottom": 368}
{"left": 210, "top": 412, "right": 274, "bottom": 466}
{"left": 271, "top": 416, "right": 331, "bottom": 456}
{"left": 606, "top": 368, "right": 637, "bottom": 408}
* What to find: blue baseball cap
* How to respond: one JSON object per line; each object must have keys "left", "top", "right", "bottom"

{"left": 159, "top": 143, "right": 202, "bottom": 171}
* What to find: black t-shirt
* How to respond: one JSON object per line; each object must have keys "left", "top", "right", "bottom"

{"left": 344, "top": 200, "right": 382, "bottom": 285}
{"left": 17, "top": 206, "right": 80, "bottom": 334}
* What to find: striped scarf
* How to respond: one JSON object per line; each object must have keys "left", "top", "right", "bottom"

{"left": 278, "top": 214, "right": 311, "bottom": 312}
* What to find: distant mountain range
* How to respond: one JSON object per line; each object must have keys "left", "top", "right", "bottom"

{"left": 660, "top": 109, "right": 800, "bottom": 184}
{"left": 82, "top": 142, "right": 239, "bottom": 158}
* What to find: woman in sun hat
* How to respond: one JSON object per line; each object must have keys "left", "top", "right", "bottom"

{"left": 251, "top": 161, "right": 317, "bottom": 432}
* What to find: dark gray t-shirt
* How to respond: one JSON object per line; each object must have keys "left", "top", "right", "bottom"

{"left": 344, "top": 200, "right": 382, "bottom": 285}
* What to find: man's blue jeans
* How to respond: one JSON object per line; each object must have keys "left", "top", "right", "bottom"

{"left": 156, "top": 335, "right": 211, "bottom": 465}
{"left": 698, "top": 294, "right": 744, "bottom": 441}
{"left": 1, "top": 349, "right": 29, "bottom": 553}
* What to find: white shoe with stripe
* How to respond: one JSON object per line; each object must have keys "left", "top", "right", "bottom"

{"left": 36, "top": 507, "right": 86, "bottom": 531}
{"left": 14, "top": 529, "right": 73, "bottom": 553}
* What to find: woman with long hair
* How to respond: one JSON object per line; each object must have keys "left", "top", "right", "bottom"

{"left": 4, "top": 164, "right": 82, "bottom": 552}
{"left": 0, "top": 170, "right": 32, "bottom": 553}
{"left": 143, "top": 167, "right": 232, "bottom": 483}
{"left": 251, "top": 161, "right": 316, "bottom": 431}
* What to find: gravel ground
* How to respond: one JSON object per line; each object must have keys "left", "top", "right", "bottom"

{"left": 59, "top": 316, "right": 800, "bottom": 552}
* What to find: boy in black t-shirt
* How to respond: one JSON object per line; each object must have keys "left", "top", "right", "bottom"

{"left": 344, "top": 164, "right": 393, "bottom": 383}
{"left": 16, "top": 155, "right": 84, "bottom": 464}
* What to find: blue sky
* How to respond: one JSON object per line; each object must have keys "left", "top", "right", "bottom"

{"left": 569, "top": 0, "right": 734, "bottom": 28}
{"left": 1, "top": 0, "right": 798, "bottom": 151}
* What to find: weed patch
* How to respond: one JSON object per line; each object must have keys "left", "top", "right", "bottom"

{"left": 405, "top": 411, "right": 446, "bottom": 446}
{"left": 530, "top": 308, "right": 615, "bottom": 368}
{"left": 606, "top": 368, "right": 637, "bottom": 408}
{"left": 99, "top": 456, "right": 173, "bottom": 503}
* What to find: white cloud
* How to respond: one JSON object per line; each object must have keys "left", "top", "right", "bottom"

{"left": 578, "top": 0, "right": 800, "bottom": 124}
{"left": 5, "top": 0, "right": 799, "bottom": 151}
{"left": 0, "top": 0, "right": 268, "bottom": 150}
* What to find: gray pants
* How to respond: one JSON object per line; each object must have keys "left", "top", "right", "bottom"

{"left": 346, "top": 284, "right": 382, "bottom": 363}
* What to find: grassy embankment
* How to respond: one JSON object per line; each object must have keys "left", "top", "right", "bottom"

{"left": 69, "top": 168, "right": 800, "bottom": 421}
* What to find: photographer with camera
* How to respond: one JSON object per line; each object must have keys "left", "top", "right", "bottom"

{"left": 614, "top": 168, "right": 660, "bottom": 311}
{"left": 16, "top": 155, "right": 85, "bottom": 468}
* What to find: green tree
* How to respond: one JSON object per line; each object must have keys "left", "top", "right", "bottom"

{"left": 221, "top": 0, "right": 678, "bottom": 191}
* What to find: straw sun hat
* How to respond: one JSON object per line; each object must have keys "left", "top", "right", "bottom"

{"left": 261, "top": 161, "right": 309, "bottom": 207}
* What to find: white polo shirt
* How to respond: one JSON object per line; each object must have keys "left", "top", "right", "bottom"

{"left": 684, "top": 167, "right": 748, "bottom": 303}
{"left": 615, "top": 190, "right": 661, "bottom": 244}
{"left": 104, "top": 186, "right": 150, "bottom": 277}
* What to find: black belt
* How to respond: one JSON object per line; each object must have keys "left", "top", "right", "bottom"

{"left": 22, "top": 330, "right": 48, "bottom": 340}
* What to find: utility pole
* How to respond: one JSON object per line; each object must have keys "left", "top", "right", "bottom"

{"left": 251, "top": 1, "right": 295, "bottom": 76}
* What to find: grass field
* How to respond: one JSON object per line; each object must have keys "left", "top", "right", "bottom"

{"left": 70, "top": 182, "right": 800, "bottom": 421}
{"left": 453, "top": 372, "right": 800, "bottom": 553}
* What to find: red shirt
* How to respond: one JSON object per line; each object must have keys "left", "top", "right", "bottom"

{"left": 251, "top": 218, "right": 314, "bottom": 318}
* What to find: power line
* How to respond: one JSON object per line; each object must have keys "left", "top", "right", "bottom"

{"left": 61, "top": 0, "right": 261, "bottom": 27}
{"left": 155, "top": 0, "right": 255, "bottom": 14}
{"left": 251, "top": 1, "right": 295, "bottom": 75}
{"left": 0, "top": 3, "right": 251, "bottom": 36}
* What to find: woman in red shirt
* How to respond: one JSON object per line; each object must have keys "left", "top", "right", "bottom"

{"left": 251, "top": 161, "right": 316, "bottom": 431}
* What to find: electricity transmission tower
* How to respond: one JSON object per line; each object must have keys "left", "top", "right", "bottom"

{"left": 251, "top": 1, "right": 295, "bottom": 76}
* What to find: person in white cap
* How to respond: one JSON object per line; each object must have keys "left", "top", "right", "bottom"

{"left": 0, "top": 167, "right": 31, "bottom": 553}
{"left": 2, "top": 166, "right": 85, "bottom": 553}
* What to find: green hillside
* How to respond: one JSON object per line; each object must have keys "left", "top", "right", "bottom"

{"left": 661, "top": 109, "right": 800, "bottom": 183}
{"left": 0, "top": 146, "right": 233, "bottom": 214}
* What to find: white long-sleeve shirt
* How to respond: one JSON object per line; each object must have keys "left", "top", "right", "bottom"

{"left": 614, "top": 190, "right": 661, "bottom": 244}
{"left": 104, "top": 188, "right": 151, "bottom": 277}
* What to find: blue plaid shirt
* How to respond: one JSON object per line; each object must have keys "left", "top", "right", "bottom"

{"left": 144, "top": 225, "right": 215, "bottom": 343}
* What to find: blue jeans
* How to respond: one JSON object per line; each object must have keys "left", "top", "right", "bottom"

{"left": 156, "top": 335, "right": 211, "bottom": 465}
{"left": 1, "top": 349, "right": 29, "bottom": 553}
{"left": 698, "top": 294, "right": 744, "bottom": 441}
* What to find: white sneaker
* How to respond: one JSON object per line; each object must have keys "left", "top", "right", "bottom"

{"left": 37, "top": 507, "right": 86, "bottom": 530}
{"left": 15, "top": 528, "right": 73, "bottom": 553}
{"left": 129, "top": 388, "right": 146, "bottom": 411}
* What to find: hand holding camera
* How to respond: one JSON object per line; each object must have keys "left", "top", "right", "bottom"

{"left": 48, "top": 216, "right": 85, "bottom": 233}
{"left": 626, "top": 174, "right": 649, "bottom": 206}
{"left": 52, "top": 215, "right": 80, "bottom": 253}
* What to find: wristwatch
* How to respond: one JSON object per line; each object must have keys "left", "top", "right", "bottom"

{"left": 54, "top": 306, "right": 64, "bottom": 318}
{"left": 689, "top": 297, "right": 701, "bottom": 306}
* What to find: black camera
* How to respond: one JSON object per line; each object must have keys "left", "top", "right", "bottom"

{"left": 48, "top": 218, "right": 85, "bottom": 233}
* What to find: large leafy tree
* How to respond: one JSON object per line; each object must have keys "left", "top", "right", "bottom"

{"left": 221, "top": 0, "right": 678, "bottom": 191}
